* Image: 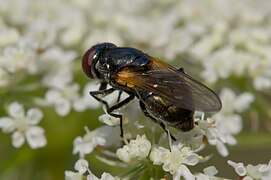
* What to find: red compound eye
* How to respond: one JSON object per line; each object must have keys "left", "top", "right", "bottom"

{"left": 82, "top": 42, "right": 117, "bottom": 79}
{"left": 82, "top": 47, "right": 96, "bottom": 79}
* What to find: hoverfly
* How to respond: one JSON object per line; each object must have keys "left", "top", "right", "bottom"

{"left": 82, "top": 42, "right": 222, "bottom": 140}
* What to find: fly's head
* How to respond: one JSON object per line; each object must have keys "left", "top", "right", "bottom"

{"left": 82, "top": 42, "right": 116, "bottom": 79}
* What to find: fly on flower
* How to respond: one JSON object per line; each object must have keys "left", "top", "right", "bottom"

{"left": 82, "top": 42, "right": 222, "bottom": 140}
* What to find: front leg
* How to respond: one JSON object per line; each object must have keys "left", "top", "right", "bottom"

{"left": 89, "top": 88, "right": 116, "bottom": 109}
{"left": 107, "top": 94, "right": 135, "bottom": 138}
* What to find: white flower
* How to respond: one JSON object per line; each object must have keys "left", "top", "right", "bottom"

{"left": 163, "top": 143, "right": 201, "bottom": 173}
{"left": 149, "top": 146, "right": 169, "bottom": 165}
{"left": 196, "top": 117, "right": 225, "bottom": 142}
{"left": 0, "top": 102, "right": 46, "bottom": 149}
{"left": 116, "top": 134, "right": 151, "bottom": 163}
{"left": 150, "top": 142, "right": 201, "bottom": 179}
{"left": 190, "top": 34, "right": 223, "bottom": 59}
{"left": 65, "top": 159, "right": 115, "bottom": 180}
{"left": 176, "top": 113, "right": 228, "bottom": 156}
{"left": 195, "top": 115, "right": 229, "bottom": 157}
{"left": 74, "top": 159, "right": 89, "bottom": 175}
{"left": 39, "top": 46, "right": 77, "bottom": 88}
{"left": 0, "top": 45, "right": 36, "bottom": 74}
{"left": 206, "top": 88, "right": 255, "bottom": 156}
{"left": 175, "top": 129, "right": 203, "bottom": 150}
{"left": 228, "top": 160, "right": 271, "bottom": 179}
{"left": 219, "top": 88, "right": 254, "bottom": 115}
{"left": 253, "top": 76, "right": 271, "bottom": 90}
{"left": 45, "top": 83, "right": 85, "bottom": 116}
{"left": 65, "top": 159, "right": 89, "bottom": 180}
{"left": 73, "top": 126, "right": 119, "bottom": 158}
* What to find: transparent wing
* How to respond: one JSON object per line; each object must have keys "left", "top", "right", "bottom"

{"left": 116, "top": 58, "right": 222, "bottom": 112}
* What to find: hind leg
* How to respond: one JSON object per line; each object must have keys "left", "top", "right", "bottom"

{"left": 139, "top": 101, "right": 176, "bottom": 141}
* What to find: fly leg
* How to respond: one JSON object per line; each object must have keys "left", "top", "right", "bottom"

{"left": 89, "top": 82, "right": 115, "bottom": 109}
{"left": 117, "top": 91, "right": 123, "bottom": 103}
{"left": 139, "top": 101, "right": 177, "bottom": 141}
{"left": 107, "top": 94, "right": 135, "bottom": 138}
{"left": 159, "top": 123, "right": 176, "bottom": 141}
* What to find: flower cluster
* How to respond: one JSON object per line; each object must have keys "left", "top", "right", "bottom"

{"left": 116, "top": 134, "right": 151, "bottom": 163}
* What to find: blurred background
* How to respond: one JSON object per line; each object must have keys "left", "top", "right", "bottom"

{"left": 0, "top": 0, "right": 271, "bottom": 179}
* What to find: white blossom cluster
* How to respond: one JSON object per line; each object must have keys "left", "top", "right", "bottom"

{"left": 116, "top": 134, "right": 151, "bottom": 163}
{"left": 228, "top": 160, "right": 271, "bottom": 180}
{"left": 65, "top": 159, "right": 116, "bottom": 180}
{"left": 68, "top": 110, "right": 251, "bottom": 179}
{"left": 0, "top": 0, "right": 271, "bottom": 179}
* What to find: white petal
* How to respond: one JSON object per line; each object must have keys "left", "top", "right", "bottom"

{"left": 72, "top": 137, "right": 94, "bottom": 157}
{"left": 9, "top": 102, "right": 25, "bottom": 118}
{"left": 103, "top": 90, "right": 122, "bottom": 107}
{"left": 25, "top": 126, "right": 47, "bottom": 149}
{"left": 64, "top": 171, "right": 83, "bottom": 180}
{"left": 216, "top": 141, "right": 229, "bottom": 157}
{"left": 93, "top": 126, "right": 119, "bottom": 147}
{"left": 73, "top": 136, "right": 84, "bottom": 154}
{"left": 235, "top": 93, "right": 254, "bottom": 112}
{"left": 116, "top": 145, "right": 131, "bottom": 163}
{"left": 227, "top": 160, "right": 246, "bottom": 176}
{"left": 149, "top": 147, "right": 168, "bottom": 165}
{"left": 73, "top": 98, "right": 88, "bottom": 112}
{"left": 87, "top": 172, "right": 99, "bottom": 180}
{"left": 26, "top": 108, "right": 43, "bottom": 125}
{"left": 258, "top": 164, "right": 269, "bottom": 173}
{"left": 100, "top": 172, "right": 115, "bottom": 180}
{"left": 98, "top": 114, "right": 120, "bottom": 126}
{"left": 74, "top": 159, "right": 89, "bottom": 175}
{"left": 82, "top": 82, "right": 101, "bottom": 109}
{"left": 173, "top": 165, "right": 195, "bottom": 180}
{"left": 184, "top": 153, "right": 200, "bottom": 166}
{"left": 246, "top": 164, "right": 262, "bottom": 179}
{"left": 0, "top": 117, "right": 16, "bottom": 133}
{"left": 55, "top": 98, "right": 71, "bottom": 116}
{"left": 195, "top": 174, "right": 209, "bottom": 180}
{"left": 45, "top": 89, "right": 61, "bottom": 104}
{"left": 243, "top": 176, "right": 253, "bottom": 180}
{"left": 225, "top": 134, "right": 237, "bottom": 145}
{"left": 12, "top": 131, "right": 25, "bottom": 148}
{"left": 203, "top": 166, "right": 218, "bottom": 176}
